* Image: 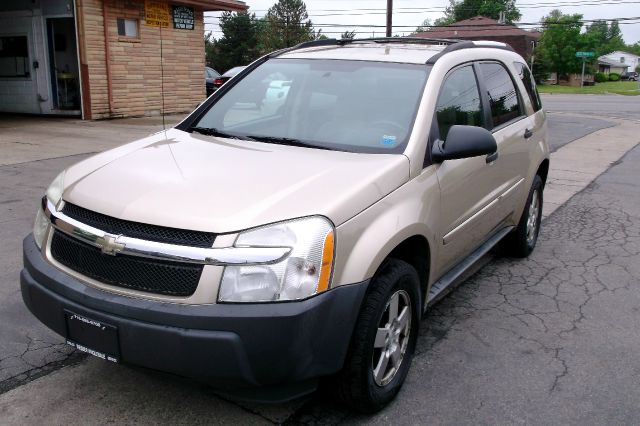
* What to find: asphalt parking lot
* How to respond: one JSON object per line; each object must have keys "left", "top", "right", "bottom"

{"left": 1, "top": 94, "right": 640, "bottom": 424}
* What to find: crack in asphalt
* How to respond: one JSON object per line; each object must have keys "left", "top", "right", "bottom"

{"left": 0, "top": 334, "right": 85, "bottom": 395}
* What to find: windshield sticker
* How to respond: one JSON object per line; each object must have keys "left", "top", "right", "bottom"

{"left": 381, "top": 135, "right": 397, "bottom": 147}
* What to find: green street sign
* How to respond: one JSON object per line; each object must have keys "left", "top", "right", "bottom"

{"left": 576, "top": 51, "right": 595, "bottom": 58}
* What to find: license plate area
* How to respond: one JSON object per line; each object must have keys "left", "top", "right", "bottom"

{"left": 65, "top": 310, "right": 119, "bottom": 363}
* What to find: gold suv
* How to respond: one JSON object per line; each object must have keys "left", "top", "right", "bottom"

{"left": 22, "top": 38, "right": 549, "bottom": 412}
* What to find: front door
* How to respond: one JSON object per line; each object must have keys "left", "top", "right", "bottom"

{"left": 434, "top": 64, "right": 506, "bottom": 273}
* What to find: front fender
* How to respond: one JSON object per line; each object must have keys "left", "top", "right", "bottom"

{"left": 332, "top": 167, "right": 440, "bottom": 288}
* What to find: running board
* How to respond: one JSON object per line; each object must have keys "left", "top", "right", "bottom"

{"left": 425, "top": 226, "right": 514, "bottom": 311}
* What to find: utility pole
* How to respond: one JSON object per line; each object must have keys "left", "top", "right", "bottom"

{"left": 386, "top": 0, "right": 392, "bottom": 37}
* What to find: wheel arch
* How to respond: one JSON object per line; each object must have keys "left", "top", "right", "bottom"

{"left": 536, "top": 158, "right": 550, "bottom": 187}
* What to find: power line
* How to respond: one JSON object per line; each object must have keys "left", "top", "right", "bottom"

{"left": 204, "top": 16, "right": 640, "bottom": 29}
{"left": 239, "top": 0, "right": 640, "bottom": 14}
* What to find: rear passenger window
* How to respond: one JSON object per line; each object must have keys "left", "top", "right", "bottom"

{"left": 514, "top": 62, "right": 542, "bottom": 112}
{"left": 479, "top": 63, "right": 522, "bottom": 128}
{"left": 436, "top": 66, "right": 483, "bottom": 141}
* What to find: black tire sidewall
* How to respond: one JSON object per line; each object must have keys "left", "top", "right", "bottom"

{"left": 348, "top": 260, "right": 421, "bottom": 411}
{"left": 523, "top": 175, "right": 543, "bottom": 252}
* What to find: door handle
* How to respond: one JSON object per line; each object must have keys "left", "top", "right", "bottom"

{"left": 486, "top": 151, "right": 499, "bottom": 164}
{"left": 524, "top": 128, "right": 533, "bottom": 139}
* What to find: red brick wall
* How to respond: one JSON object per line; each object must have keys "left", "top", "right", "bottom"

{"left": 76, "top": 0, "right": 205, "bottom": 119}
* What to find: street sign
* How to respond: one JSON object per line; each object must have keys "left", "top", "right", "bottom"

{"left": 576, "top": 51, "right": 595, "bottom": 58}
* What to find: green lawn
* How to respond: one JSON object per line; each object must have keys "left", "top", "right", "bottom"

{"left": 538, "top": 81, "right": 640, "bottom": 96}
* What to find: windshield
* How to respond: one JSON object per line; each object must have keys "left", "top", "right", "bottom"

{"left": 193, "top": 59, "right": 430, "bottom": 153}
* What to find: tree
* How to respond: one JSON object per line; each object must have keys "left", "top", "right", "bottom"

{"left": 414, "top": 19, "right": 432, "bottom": 33}
{"left": 261, "top": 0, "right": 316, "bottom": 51}
{"left": 583, "top": 20, "right": 626, "bottom": 57}
{"left": 606, "top": 20, "right": 626, "bottom": 52}
{"left": 210, "top": 12, "right": 261, "bottom": 73}
{"left": 204, "top": 32, "right": 216, "bottom": 68}
{"left": 536, "top": 10, "right": 584, "bottom": 83}
{"left": 341, "top": 30, "right": 356, "bottom": 40}
{"left": 628, "top": 42, "right": 640, "bottom": 57}
{"left": 440, "top": 0, "right": 521, "bottom": 24}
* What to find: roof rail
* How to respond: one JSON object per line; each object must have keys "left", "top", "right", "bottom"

{"left": 426, "top": 40, "right": 515, "bottom": 64}
{"left": 268, "top": 37, "right": 462, "bottom": 58}
{"left": 269, "top": 37, "right": 516, "bottom": 64}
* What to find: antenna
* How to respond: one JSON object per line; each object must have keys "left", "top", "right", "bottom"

{"left": 159, "top": 23, "right": 167, "bottom": 135}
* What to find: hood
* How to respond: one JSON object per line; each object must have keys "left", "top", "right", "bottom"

{"left": 62, "top": 129, "right": 409, "bottom": 233}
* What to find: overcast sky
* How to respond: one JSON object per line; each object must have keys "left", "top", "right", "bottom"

{"left": 204, "top": 0, "right": 640, "bottom": 44}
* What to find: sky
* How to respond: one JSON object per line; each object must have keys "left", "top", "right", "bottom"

{"left": 204, "top": 0, "right": 640, "bottom": 45}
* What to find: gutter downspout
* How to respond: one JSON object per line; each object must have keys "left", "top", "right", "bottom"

{"left": 102, "top": 0, "right": 114, "bottom": 115}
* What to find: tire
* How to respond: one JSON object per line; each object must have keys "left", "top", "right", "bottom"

{"left": 500, "top": 174, "right": 543, "bottom": 258}
{"left": 335, "top": 259, "right": 421, "bottom": 413}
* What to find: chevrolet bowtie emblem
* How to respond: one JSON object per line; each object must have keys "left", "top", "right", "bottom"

{"left": 96, "top": 234, "right": 125, "bottom": 256}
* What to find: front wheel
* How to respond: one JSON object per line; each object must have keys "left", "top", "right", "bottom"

{"left": 500, "top": 175, "right": 543, "bottom": 257}
{"left": 335, "top": 259, "right": 420, "bottom": 413}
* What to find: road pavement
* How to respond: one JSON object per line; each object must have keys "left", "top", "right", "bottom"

{"left": 1, "top": 95, "right": 639, "bottom": 424}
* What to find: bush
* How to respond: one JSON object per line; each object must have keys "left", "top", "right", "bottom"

{"left": 609, "top": 73, "right": 621, "bottom": 81}
{"left": 594, "top": 72, "right": 608, "bottom": 83}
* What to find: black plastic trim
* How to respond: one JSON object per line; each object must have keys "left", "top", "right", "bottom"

{"left": 21, "top": 235, "right": 370, "bottom": 397}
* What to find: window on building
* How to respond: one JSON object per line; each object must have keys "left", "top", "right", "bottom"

{"left": 0, "top": 35, "right": 30, "bottom": 78}
{"left": 117, "top": 18, "right": 139, "bottom": 38}
{"left": 514, "top": 62, "right": 542, "bottom": 112}
{"left": 435, "top": 65, "right": 483, "bottom": 141}
{"left": 479, "top": 62, "right": 522, "bottom": 128}
{"left": 620, "top": 57, "right": 625, "bottom": 63}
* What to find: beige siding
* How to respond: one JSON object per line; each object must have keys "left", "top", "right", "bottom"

{"left": 77, "top": 0, "right": 205, "bottom": 119}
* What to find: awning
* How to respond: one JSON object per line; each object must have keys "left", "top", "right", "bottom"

{"left": 174, "top": 0, "right": 248, "bottom": 12}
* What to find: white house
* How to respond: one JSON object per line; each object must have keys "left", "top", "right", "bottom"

{"left": 598, "top": 51, "right": 640, "bottom": 75}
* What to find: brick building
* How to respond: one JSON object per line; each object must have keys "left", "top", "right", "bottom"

{"left": 414, "top": 16, "right": 540, "bottom": 62}
{"left": 0, "top": 0, "right": 247, "bottom": 119}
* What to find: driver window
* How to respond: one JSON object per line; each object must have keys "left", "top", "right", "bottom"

{"left": 435, "top": 65, "right": 483, "bottom": 141}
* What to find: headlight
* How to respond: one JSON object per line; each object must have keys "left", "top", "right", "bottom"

{"left": 46, "top": 171, "right": 65, "bottom": 206}
{"left": 33, "top": 205, "right": 49, "bottom": 249}
{"left": 33, "top": 171, "right": 65, "bottom": 249}
{"left": 218, "top": 217, "right": 335, "bottom": 302}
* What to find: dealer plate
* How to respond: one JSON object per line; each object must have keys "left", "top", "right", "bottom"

{"left": 65, "top": 310, "right": 119, "bottom": 363}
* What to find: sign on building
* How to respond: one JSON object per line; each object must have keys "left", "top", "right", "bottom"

{"left": 173, "top": 6, "right": 194, "bottom": 30}
{"left": 145, "top": 0, "right": 170, "bottom": 28}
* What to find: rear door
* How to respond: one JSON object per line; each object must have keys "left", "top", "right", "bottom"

{"left": 477, "top": 61, "right": 532, "bottom": 225}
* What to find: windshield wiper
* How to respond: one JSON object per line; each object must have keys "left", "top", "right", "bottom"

{"left": 191, "top": 127, "right": 253, "bottom": 140}
{"left": 246, "top": 135, "right": 333, "bottom": 150}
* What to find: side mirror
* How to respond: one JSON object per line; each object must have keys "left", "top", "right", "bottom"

{"left": 431, "top": 125, "right": 497, "bottom": 163}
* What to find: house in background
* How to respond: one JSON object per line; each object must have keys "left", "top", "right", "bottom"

{"left": 598, "top": 51, "right": 640, "bottom": 75}
{"left": 413, "top": 16, "right": 540, "bottom": 61}
{"left": 0, "top": 0, "right": 247, "bottom": 120}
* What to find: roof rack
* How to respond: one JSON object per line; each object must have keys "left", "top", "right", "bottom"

{"left": 269, "top": 37, "right": 461, "bottom": 58}
{"left": 270, "top": 37, "right": 516, "bottom": 64}
{"left": 426, "top": 40, "right": 515, "bottom": 64}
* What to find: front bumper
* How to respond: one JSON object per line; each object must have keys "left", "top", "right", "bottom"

{"left": 21, "top": 235, "right": 368, "bottom": 399}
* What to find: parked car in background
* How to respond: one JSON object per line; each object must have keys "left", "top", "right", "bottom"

{"left": 211, "top": 66, "right": 247, "bottom": 92}
{"left": 205, "top": 67, "right": 221, "bottom": 96}
{"left": 22, "top": 39, "right": 549, "bottom": 413}
{"left": 621, "top": 71, "right": 639, "bottom": 81}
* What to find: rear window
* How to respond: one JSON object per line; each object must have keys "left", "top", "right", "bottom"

{"left": 514, "top": 62, "right": 542, "bottom": 112}
{"left": 194, "top": 59, "right": 430, "bottom": 154}
{"left": 478, "top": 62, "right": 523, "bottom": 128}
